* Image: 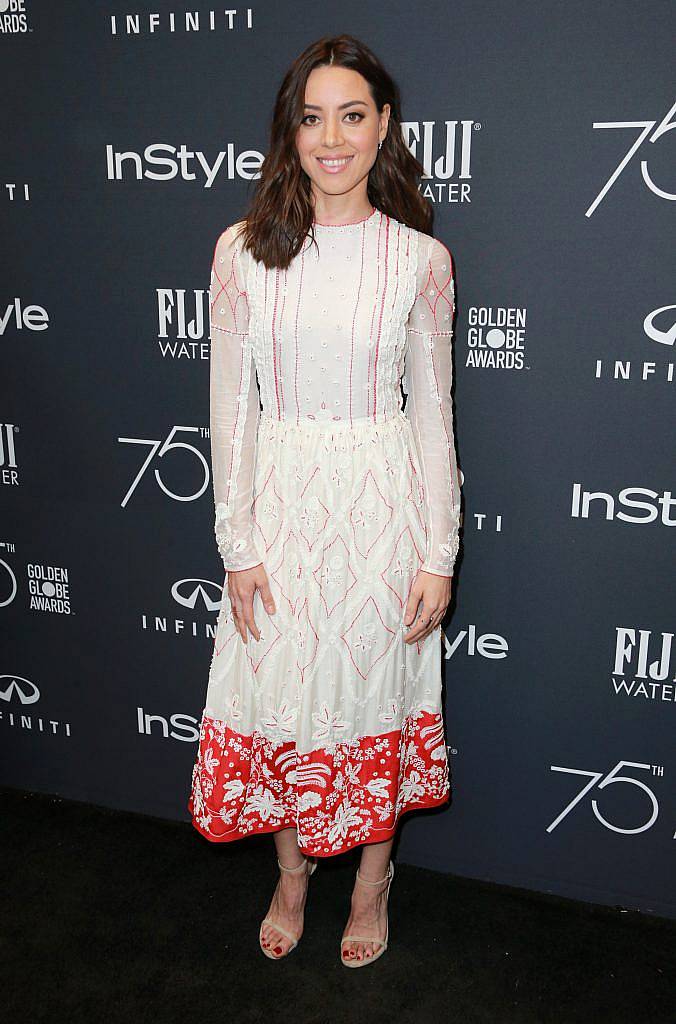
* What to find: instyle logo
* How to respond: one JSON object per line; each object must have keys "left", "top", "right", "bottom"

{"left": 442, "top": 624, "right": 508, "bottom": 661}
{"left": 137, "top": 705, "right": 199, "bottom": 742}
{"left": 571, "top": 483, "right": 676, "bottom": 526}
{"left": 110, "top": 8, "right": 254, "bottom": 36}
{"left": 0, "top": 298, "right": 49, "bottom": 334}
{"left": 157, "top": 288, "right": 207, "bottom": 359}
{"left": 586, "top": 99, "right": 676, "bottom": 216}
{"left": 466, "top": 306, "right": 527, "bottom": 370}
{"left": 402, "top": 120, "right": 476, "bottom": 205}
{"left": 593, "top": 304, "right": 675, "bottom": 385}
{"left": 105, "top": 144, "right": 262, "bottom": 188}
{"left": 0, "top": 0, "right": 31, "bottom": 34}
{"left": 612, "top": 628, "right": 675, "bottom": 702}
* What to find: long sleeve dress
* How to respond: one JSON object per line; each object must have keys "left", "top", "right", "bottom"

{"left": 188, "top": 205, "right": 461, "bottom": 857}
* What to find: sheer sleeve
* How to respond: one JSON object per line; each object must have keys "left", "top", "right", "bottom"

{"left": 209, "top": 222, "right": 262, "bottom": 573}
{"left": 403, "top": 234, "right": 461, "bottom": 577}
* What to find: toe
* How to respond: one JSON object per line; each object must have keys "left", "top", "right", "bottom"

{"left": 263, "top": 924, "right": 282, "bottom": 953}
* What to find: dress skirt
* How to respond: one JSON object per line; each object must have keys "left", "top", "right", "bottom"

{"left": 188, "top": 409, "right": 451, "bottom": 857}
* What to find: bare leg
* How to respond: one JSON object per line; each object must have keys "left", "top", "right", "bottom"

{"left": 341, "top": 837, "right": 394, "bottom": 963}
{"left": 260, "top": 827, "right": 313, "bottom": 958}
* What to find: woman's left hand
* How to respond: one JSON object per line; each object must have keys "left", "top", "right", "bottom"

{"left": 403, "top": 571, "right": 453, "bottom": 644}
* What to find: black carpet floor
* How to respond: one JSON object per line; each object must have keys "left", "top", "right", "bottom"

{"left": 1, "top": 786, "right": 674, "bottom": 1024}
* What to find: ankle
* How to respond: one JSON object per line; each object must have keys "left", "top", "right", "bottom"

{"left": 356, "top": 869, "right": 390, "bottom": 892}
{"left": 278, "top": 855, "right": 307, "bottom": 873}
{"left": 351, "top": 886, "right": 386, "bottom": 912}
{"left": 356, "top": 859, "right": 391, "bottom": 885}
{"left": 278, "top": 869, "right": 310, "bottom": 902}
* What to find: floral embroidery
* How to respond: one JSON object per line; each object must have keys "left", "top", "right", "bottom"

{"left": 188, "top": 707, "right": 450, "bottom": 856}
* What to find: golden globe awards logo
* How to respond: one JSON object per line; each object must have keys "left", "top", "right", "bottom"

{"left": 27, "top": 564, "right": 72, "bottom": 614}
{"left": 466, "top": 306, "right": 528, "bottom": 370}
{"left": 0, "top": 0, "right": 31, "bottom": 33}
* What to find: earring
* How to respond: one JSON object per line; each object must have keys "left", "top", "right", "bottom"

{"left": 378, "top": 140, "right": 383, "bottom": 150}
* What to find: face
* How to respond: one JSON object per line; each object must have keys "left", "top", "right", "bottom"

{"left": 296, "top": 65, "right": 390, "bottom": 201}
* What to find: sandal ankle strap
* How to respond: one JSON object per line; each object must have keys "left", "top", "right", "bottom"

{"left": 277, "top": 856, "right": 310, "bottom": 874}
{"left": 355, "top": 860, "right": 393, "bottom": 886}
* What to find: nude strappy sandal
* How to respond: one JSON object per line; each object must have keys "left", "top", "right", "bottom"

{"left": 340, "top": 859, "right": 395, "bottom": 968}
{"left": 259, "top": 855, "right": 318, "bottom": 960}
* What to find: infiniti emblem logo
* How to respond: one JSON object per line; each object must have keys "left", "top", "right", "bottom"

{"left": 644, "top": 305, "right": 676, "bottom": 347}
{"left": 171, "top": 578, "right": 223, "bottom": 612}
{"left": 0, "top": 675, "right": 41, "bottom": 704}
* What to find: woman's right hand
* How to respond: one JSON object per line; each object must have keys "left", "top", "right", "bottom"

{"left": 226, "top": 563, "right": 276, "bottom": 644}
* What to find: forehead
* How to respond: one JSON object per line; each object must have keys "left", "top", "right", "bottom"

{"left": 304, "top": 65, "right": 371, "bottom": 105}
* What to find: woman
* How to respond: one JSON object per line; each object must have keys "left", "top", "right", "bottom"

{"left": 188, "top": 32, "right": 461, "bottom": 968}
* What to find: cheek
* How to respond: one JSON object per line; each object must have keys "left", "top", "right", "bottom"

{"left": 351, "top": 126, "right": 377, "bottom": 154}
{"left": 297, "top": 150, "right": 315, "bottom": 177}
{"left": 295, "top": 130, "right": 311, "bottom": 160}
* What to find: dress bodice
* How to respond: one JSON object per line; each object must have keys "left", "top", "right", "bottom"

{"left": 208, "top": 206, "right": 461, "bottom": 577}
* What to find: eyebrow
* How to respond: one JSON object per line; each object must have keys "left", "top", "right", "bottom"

{"left": 303, "top": 100, "right": 368, "bottom": 110}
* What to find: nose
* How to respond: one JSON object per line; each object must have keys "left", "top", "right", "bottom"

{"left": 321, "top": 116, "right": 344, "bottom": 148}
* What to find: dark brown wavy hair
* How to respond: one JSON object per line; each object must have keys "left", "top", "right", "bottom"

{"left": 238, "top": 33, "right": 434, "bottom": 269}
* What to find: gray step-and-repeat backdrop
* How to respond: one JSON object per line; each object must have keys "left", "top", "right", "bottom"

{"left": 2, "top": 2, "right": 674, "bottom": 919}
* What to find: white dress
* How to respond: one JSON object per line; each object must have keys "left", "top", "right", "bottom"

{"left": 188, "top": 206, "right": 461, "bottom": 857}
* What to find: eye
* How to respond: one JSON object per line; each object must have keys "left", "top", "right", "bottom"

{"left": 300, "top": 111, "right": 365, "bottom": 126}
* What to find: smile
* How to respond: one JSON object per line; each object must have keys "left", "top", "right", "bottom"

{"left": 316, "top": 156, "right": 354, "bottom": 172}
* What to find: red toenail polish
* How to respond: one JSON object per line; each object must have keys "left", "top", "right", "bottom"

{"left": 274, "top": 946, "right": 282, "bottom": 955}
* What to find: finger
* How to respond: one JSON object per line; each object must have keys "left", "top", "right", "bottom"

{"left": 432, "top": 608, "right": 446, "bottom": 632}
{"left": 404, "top": 602, "right": 432, "bottom": 643}
{"left": 258, "top": 578, "right": 276, "bottom": 615}
{"left": 241, "top": 594, "right": 260, "bottom": 642}
{"left": 403, "top": 586, "right": 421, "bottom": 628}
{"left": 232, "top": 610, "right": 246, "bottom": 645}
{"left": 418, "top": 610, "right": 444, "bottom": 642}
{"left": 229, "top": 589, "right": 249, "bottom": 645}
{"left": 405, "top": 605, "right": 441, "bottom": 644}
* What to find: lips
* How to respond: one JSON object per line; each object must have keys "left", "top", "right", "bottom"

{"left": 316, "top": 155, "right": 354, "bottom": 173}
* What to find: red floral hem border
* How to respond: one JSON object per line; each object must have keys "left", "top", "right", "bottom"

{"left": 188, "top": 709, "right": 451, "bottom": 856}
{"left": 188, "top": 789, "right": 450, "bottom": 858}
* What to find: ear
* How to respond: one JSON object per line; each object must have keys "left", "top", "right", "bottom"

{"left": 380, "top": 103, "right": 391, "bottom": 142}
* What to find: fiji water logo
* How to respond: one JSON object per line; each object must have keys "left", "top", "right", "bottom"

{"left": 612, "top": 628, "right": 675, "bottom": 702}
